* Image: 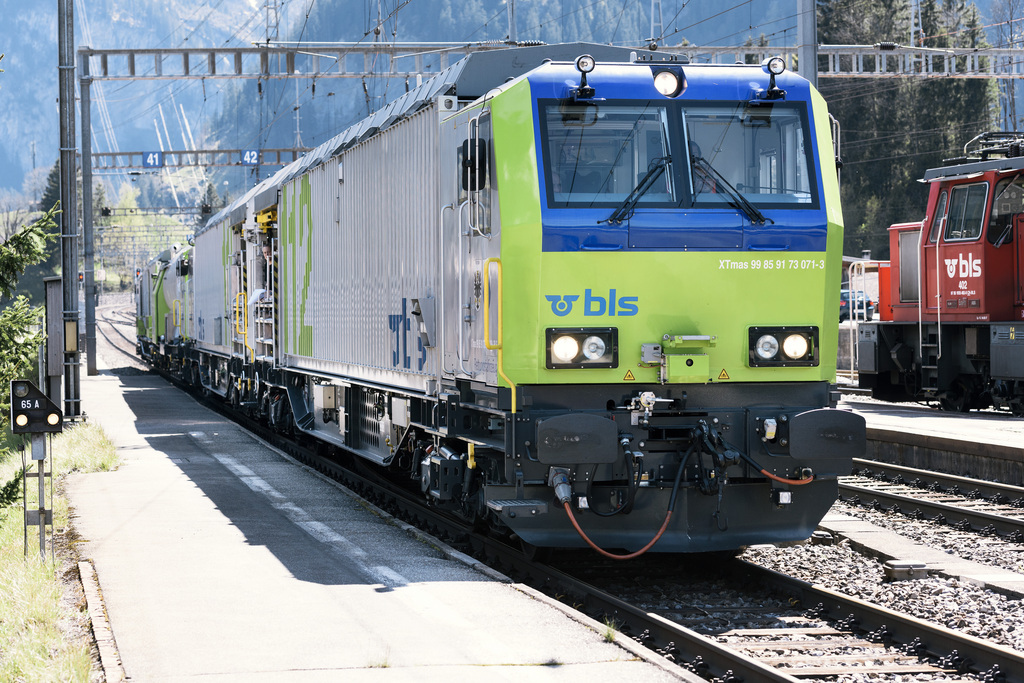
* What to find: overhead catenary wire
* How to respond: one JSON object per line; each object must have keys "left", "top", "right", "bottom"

{"left": 249, "top": 0, "right": 417, "bottom": 150}
{"left": 77, "top": 1, "right": 1012, "bottom": 198}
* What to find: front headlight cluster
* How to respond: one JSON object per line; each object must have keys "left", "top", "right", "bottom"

{"left": 748, "top": 326, "right": 818, "bottom": 367}
{"left": 546, "top": 328, "right": 618, "bottom": 368}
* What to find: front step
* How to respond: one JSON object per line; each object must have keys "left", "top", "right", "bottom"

{"left": 487, "top": 499, "right": 549, "bottom": 518}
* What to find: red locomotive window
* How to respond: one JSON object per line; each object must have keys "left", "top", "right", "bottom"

{"left": 988, "top": 175, "right": 1023, "bottom": 246}
{"left": 928, "top": 190, "right": 947, "bottom": 244}
{"left": 943, "top": 182, "right": 988, "bottom": 241}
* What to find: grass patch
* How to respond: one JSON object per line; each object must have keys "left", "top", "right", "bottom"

{"left": 0, "top": 422, "right": 119, "bottom": 681}
{"left": 602, "top": 617, "right": 619, "bottom": 643}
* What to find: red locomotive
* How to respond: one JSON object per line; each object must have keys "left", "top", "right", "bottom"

{"left": 858, "top": 132, "right": 1024, "bottom": 415}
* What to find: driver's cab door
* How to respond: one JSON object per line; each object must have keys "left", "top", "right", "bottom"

{"left": 922, "top": 189, "right": 947, "bottom": 314}
{"left": 1015, "top": 214, "right": 1024, "bottom": 313}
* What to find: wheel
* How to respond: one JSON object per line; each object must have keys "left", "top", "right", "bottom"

{"left": 939, "top": 379, "right": 970, "bottom": 413}
{"left": 517, "top": 537, "right": 553, "bottom": 563}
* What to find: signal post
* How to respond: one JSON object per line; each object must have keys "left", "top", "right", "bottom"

{"left": 11, "top": 380, "right": 63, "bottom": 560}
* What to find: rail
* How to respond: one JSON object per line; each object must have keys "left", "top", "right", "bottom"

{"left": 841, "top": 459, "right": 1024, "bottom": 538}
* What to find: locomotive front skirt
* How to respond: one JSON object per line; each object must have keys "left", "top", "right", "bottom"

{"left": 137, "top": 43, "right": 865, "bottom": 556}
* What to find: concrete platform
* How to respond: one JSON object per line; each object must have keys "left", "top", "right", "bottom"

{"left": 842, "top": 397, "right": 1024, "bottom": 486}
{"left": 844, "top": 397, "right": 1024, "bottom": 450}
{"left": 68, "top": 371, "right": 690, "bottom": 682}
{"left": 820, "top": 511, "right": 1024, "bottom": 598}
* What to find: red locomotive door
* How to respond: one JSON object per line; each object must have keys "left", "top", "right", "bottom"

{"left": 922, "top": 189, "right": 947, "bottom": 314}
{"left": 935, "top": 183, "right": 988, "bottom": 319}
{"left": 923, "top": 235, "right": 940, "bottom": 313}
{"left": 921, "top": 187, "right": 950, "bottom": 315}
{"left": 1015, "top": 214, "right": 1024, "bottom": 312}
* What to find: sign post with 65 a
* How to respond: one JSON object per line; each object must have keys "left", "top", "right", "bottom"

{"left": 10, "top": 380, "right": 63, "bottom": 434}
{"left": 10, "top": 380, "right": 62, "bottom": 560}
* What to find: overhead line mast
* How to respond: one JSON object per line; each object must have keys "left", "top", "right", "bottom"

{"left": 650, "top": 0, "right": 664, "bottom": 45}
{"left": 59, "top": 0, "right": 82, "bottom": 408}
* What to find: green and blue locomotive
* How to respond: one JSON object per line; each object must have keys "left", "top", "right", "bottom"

{"left": 139, "top": 43, "right": 864, "bottom": 556}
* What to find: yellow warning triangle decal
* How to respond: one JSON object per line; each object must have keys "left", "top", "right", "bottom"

{"left": 718, "top": 369, "right": 730, "bottom": 380}
{"left": 623, "top": 369, "right": 636, "bottom": 381}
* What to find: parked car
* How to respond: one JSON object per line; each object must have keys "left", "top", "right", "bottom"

{"left": 839, "top": 289, "right": 874, "bottom": 322}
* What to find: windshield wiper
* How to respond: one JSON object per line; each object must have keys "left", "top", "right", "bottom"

{"left": 601, "top": 156, "right": 671, "bottom": 225}
{"left": 692, "top": 157, "right": 773, "bottom": 226}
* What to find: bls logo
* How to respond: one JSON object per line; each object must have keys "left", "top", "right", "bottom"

{"left": 545, "top": 289, "right": 639, "bottom": 317}
{"left": 546, "top": 295, "right": 578, "bottom": 316}
{"left": 944, "top": 253, "right": 982, "bottom": 279}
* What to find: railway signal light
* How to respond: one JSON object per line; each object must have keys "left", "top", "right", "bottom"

{"left": 10, "top": 380, "right": 63, "bottom": 434}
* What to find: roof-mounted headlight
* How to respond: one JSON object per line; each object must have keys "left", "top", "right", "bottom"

{"left": 763, "top": 56, "right": 786, "bottom": 76}
{"left": 760, "top": 56, "right": 787, "bottom": 100}
{"left": 653, "top": 69, "right": 683, "bottom": 97}
{"left": 575, "top": 54, "right": 596, "bottom": 74}
{"left": 573, "top": 55, "right": 596, "bottom": 99}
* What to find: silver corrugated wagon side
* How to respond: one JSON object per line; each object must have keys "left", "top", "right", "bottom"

{"left": 193, "top": 213, "right": 234, "bottom": 360}
{"left": 278, "top": 103, "right": 441, "bottom": 395}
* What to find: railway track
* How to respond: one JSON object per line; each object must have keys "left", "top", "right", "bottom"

{"left": 559, "top": 550, "right": 1023, "bottom": 681}
{"left": 841, "top": 458, "right": 1024, "bottom": 539}
{"left": 95, "top": 303, "right": 149, "bottom": 370}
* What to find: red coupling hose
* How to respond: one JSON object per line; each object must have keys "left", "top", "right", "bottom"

{"left": 563, "top": 501, "right": 672, "bottom": 560}
{"left": 758, "top": 469, "right": 815, "bottom": 486}
{"left": 560, "top": 444, "right": 811, "bottom": 559}
{"left": 738, "top": 450, "right": 815, "bottom": 486}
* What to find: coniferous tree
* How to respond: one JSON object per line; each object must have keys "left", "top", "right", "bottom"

{"left": 14, "top": 161, "right": 65, "bottom": 303}
{"left": 0, "top": 204, "right": 57, "bottom": 425}
{"left": 817, "top": 0, "right": 995, "bottom": 259}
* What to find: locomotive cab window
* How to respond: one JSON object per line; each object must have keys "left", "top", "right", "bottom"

{"left": 928, "top": 190, "right": 947, "bottom": 244}
{"left": 988, "top": 175, "right": 1023, "bottom": 245}
{"left": 541, "top": 101, "right": 676, "bottom": 208}
{"left": 683, "top": 101, "right": 817, "bottom": 209}
{"left": 944, "top": 182, "right": 988, "bottom": 241}
{"left": 539, "top": 99, "right": 819, "bottom": 213}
